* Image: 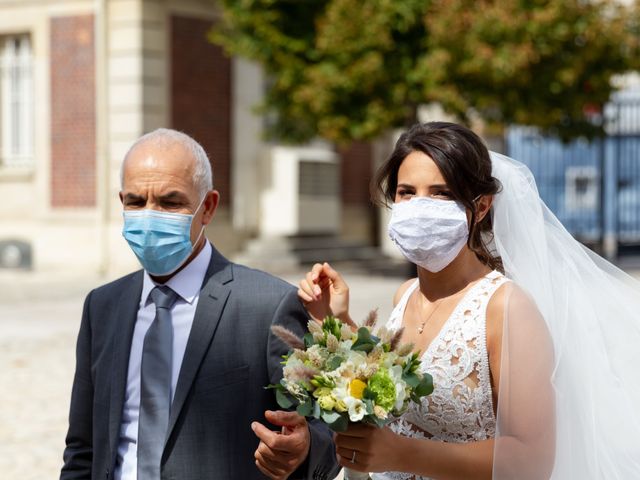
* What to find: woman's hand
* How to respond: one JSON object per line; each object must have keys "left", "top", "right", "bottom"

{"left": 334, "top": 423, "right": 403, "bottom": 473}
{"left": 297, "top": 262, "right": 353, "bottom": 326}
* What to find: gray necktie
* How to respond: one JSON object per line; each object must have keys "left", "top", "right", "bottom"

{"left": 137, "top": 286, "right": 178, "bottom": 480}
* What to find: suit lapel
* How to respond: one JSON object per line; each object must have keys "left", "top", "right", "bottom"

{"left": 165, "top": 246, "right": 234, "bottom": 443}
{"left": 108, "top": 271, "right": 143, "bottom": 458}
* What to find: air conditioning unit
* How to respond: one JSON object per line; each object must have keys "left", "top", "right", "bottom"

{"left": 260, "top": 145, "right": 340, "bottom": 236}
{"left": 0, "top": 239, "right": 32, "bottom": 269}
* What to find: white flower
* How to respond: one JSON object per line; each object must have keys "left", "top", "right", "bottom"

{"left": 326, "top": 333, "right": 339, "bottom": 353}
{"left": 340, "top": 324, "right": 353, "bottom": 341}
{"left": 344, "top": 396, "right": 366, "bottom": 422}
{"left": 388, "top": 365, "right": 408, "bottom": 411}
{"left": 308, "top": 320, "right": 323, "bottom": 335}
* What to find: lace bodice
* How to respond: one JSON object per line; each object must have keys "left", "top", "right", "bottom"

{"left": 372, "top": 271, "right": 508, "bottom": 480}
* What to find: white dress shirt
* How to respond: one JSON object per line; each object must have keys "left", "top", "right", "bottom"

{"left": 114, "top": 242, "right": 212, "bottom": 480}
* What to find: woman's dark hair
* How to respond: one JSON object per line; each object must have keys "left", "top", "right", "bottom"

{"left": 372, "top": 121, "right": 503, "bottom": 272}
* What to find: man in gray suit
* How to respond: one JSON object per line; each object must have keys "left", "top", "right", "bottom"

{"left": 60, "top": 129, "right": 339, "bottom": 480}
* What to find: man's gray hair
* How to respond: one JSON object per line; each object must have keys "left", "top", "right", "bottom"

{"left": 120, "top": 128, "right": 214, "bottom": 198}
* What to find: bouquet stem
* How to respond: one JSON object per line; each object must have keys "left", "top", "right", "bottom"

{"left": 344, "top": 467, "right": 371, "bottom": 480}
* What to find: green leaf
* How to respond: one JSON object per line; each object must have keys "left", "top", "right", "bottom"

{"left": 414, "top": 373, "right": 434, "bottom": 397}
{"left": 303, "top": 333, "right": 314, "bottom": 349}
{"left": 366, "top": 414, "right": 388, "bottom": 428}
{"left": 297, "top": 399, "right": 313, "bottom": 417}
{"left": 313, "top": 400, "right": 322, "bottom": 419}
{"left": 326, "top": 355, "right": 344, "bottom": 371}
{"left": 351, "top": 327, "right": 377, "bottom": 353}
{"left": 363, "top": 398, "right": 375, "bottom": 415}
{"left": 321, "top": 410, "right": 349, "bottom": 432}
{"left": 362, "top": 387, "right": 376, "bottom": 401}
{"left": 402, "top": 371, "right": 420, "bottom": 388}
{"left": 275, "top": 388, "right": 293, "bottom": 409}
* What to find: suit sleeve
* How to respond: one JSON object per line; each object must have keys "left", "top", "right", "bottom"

{"left": 60, "top": 290, "right": 95, "bottom": 479}
{"left": 267, "top": 288, "right": 342, "bottom": 480}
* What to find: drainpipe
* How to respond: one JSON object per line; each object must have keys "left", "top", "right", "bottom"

{"left": 95, "top": 0, "right": 110, "bottom": 275}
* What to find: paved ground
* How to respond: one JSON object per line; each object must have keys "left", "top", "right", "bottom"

{"left": 0, "top": 266, "right": 398, "bottom": 479}
{"left": 2, "top": 265, "right": 639, "bottom": 479}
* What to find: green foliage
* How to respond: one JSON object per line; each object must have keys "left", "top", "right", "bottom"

{"left": 351, "top": 327, "right": 378, "bottom": 353}
{"left": 212, "top": 0, "right": 640, "bottom": 142}
{"left": 321, "top": 315, "right": 342, "bottom": 340}
{"left": 321, "top": 409, "right": 349, "bottom": 431}
{"left": 367, "top": 368, "right": 396, "bottom": 411}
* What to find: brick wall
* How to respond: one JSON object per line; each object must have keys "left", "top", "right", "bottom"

{"left": 339, "top": 141, "right": 374, "bottom": 206}
{"left": 171, "top": 15, "right": 231, "bottom": 207}
{"left": 50, "top": 15, "right": 96, "bottom": 208}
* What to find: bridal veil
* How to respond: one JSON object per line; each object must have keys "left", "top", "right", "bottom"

{"left": 490, "top": 152, "right": 640, "bottom": 478}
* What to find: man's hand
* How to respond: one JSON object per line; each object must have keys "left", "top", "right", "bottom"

{"left": 252, "top": 410, "right": 311, "bottom": 480}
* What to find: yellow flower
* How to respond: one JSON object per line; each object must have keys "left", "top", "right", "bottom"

{"left": 349, "top": 379, "right": 367, "bottom": 400}
{"left": 313, "top": 387, "right": 332, "bottom": 399}
{"left": 318, "top": 395, "right": 336, "bottom": 411}
{"left": 335, "top": 399, "right": 348, "bottom": 412}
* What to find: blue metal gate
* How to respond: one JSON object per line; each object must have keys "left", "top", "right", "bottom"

{"left": 506, "top": 93, "right": 640, "bottom": 249}
{"left": 606, "top": 98, "right": 640, "bottom": 244}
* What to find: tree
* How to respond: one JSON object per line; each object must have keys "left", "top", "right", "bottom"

{"left": 211, "top": 0, "right": 640, "bottom": 144}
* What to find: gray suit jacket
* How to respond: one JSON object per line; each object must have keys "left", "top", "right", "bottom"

{"left": 61, "top": 244, "right": 340, "bottom": 480}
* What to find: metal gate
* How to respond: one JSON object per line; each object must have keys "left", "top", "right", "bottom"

{"left": 506, "top": 93, "right": 640, "bottom": 250}
{"left": 606, "top": 98, "right": 640, "bottom": 244}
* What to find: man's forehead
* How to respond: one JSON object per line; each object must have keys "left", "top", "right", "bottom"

{"left": 124, "top": 141, "right": 195, "bottom": 174}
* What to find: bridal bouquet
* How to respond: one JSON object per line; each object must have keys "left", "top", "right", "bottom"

{"left": 269, "top": 312, "right": 433, "bottom": 432}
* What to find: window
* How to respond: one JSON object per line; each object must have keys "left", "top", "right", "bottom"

{"left": 565, "top": 166, "right": 599, "bottom": 212}
{"left": 0, "top": 34, "right": 33, "bottom": 169}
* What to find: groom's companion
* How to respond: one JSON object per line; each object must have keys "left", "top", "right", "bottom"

{"left": 60, "top": 129, "right": 339, "bottom": 480}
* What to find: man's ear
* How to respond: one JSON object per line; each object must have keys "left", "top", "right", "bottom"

{"left": 201, "top": 190, "right": 220, "bottom": 226}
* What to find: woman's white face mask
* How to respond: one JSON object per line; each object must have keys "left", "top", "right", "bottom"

{"left": 387, "top": 196, "right": 469, "bottom": 273}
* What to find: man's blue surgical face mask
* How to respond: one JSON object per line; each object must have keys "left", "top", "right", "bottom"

{"left": 122, "top": 197, "right": 206, "bottom": 276}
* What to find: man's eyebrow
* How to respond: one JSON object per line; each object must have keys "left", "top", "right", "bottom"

{"left": 123, "top": 192, "right": 145, "bottom": 202}
{"left": 158, "top": 191, "right": 189, "bottom": 201}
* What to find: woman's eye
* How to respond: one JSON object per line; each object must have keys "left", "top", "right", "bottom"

{"left": 397, "top": 190, "right": 414, "bottom": 197}
{"left": 434, "top": 191, "right": 452, "bottom": 199}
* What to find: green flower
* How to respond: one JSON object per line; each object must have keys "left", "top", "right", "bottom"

{"left": 367, "top": 368, "right": 396, "bottom": 411}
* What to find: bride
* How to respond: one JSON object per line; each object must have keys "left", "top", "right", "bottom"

{"left": 297, "top": 122, "right": 640, "bottom": 479}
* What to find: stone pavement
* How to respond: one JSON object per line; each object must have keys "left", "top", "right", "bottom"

{"left": 2, "top": 265, "right": 639, "bottom": 479}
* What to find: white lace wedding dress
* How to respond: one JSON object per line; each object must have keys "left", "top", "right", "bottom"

{"left": 372, "top": 271, "right": 508, "bottom": 480}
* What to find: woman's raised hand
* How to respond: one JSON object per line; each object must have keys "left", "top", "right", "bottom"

{"left": 297, "top": 262, "right": 353, "bottom": 326}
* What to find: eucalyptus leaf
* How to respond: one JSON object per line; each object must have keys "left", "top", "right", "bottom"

{"left": 322, "top": 410, "right": 348, "bottom": 432}
{"left": 352, "top": 328, "right": 376, "bottom": 352}
{"left": 321, "top": 410, "right": 343, "bottom": 424}
{"left": 326, "top": 355, "right": 344, "bottom": 371}
{"left": 414, "top": 373, "right": 434, "bottom": 397}
{"left": 275, "top": 389, "right": 293, "bottom": 409}
{"left": 297, "top": 399, "right": 313, "bottom": 417}
{"left": 363, "top": 398, "right": 374, "bottom": 415}
{"left": 303, "top": 333, "right": 314, "bottom": 349}
{"left": 402, "top": 371, "right": 420, "bottom": 388}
